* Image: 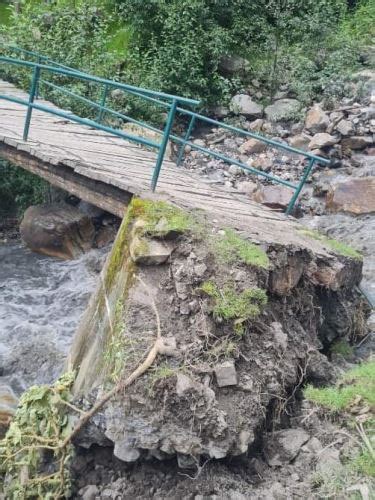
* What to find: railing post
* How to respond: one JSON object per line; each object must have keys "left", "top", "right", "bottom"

{"left": 151, "top": 99, "right": 178, "bottom": 191}
{"left": 97, "top": 83, "right": 109, "bottom": 124}
{"left": 286, "top": 158, "right": 315, "bottom": 215}
{"left": 35, "top": 55, "right": 41, "bottom": 99}
{"left": 23, "top": 64, "right": 41, "bottom": 141}
{"left": 176, "top": 114, "right": 196, "bottom": 167}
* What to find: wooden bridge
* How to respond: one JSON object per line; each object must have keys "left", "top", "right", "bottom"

{"left": 0, "top": 47, "right": 331, "bottom": 254}
{"left": 0, "top": 79, "right": 317, "bottom": 250}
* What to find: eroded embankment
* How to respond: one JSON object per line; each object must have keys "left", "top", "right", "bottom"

{"left": 67, "top": 197, "right": 368, "bottom": 467}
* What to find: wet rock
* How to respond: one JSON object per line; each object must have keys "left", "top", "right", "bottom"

{"left": 130, "top": 235, "right": 174, "bottom": 265}
{"left": 0, "top": 384, "right": 18, "bottom": 438}
{"left": 77, "top": 200, "right": 104, "bottom": 219}
{"left": 289, "top": 133, "right": 311, "bottom": 151}
{"left": 264, "top": 428, "right": 310, "bottom": 466}
{"left": 214, "top": 360, "right": 238, "bottom": 387}
{"left": 239, "top": 138, "right": 267, "bottom": 155}
{"left": 264, "top": 99, "right": 302, "bottom": 122}
{"left": 342, "top": 135, "right": 373, "bottom": 150}
{"left": 20, "top": 203, "right": 95, "bottom": 260}
{"left": 253, "top": 185, "right": 293, "bottom": 210}
{"left": 326, "top": 177, "right": 375, "bottom": 215}
{"left": 308, "top": 133, "right": 338, "bottom": 150}
{"left": 305, "top": 105, "right": 330, "bottom": 133}
{"left": 230, "top": 94, "right": 263, "bottom": 119}
{"left": 95, "top": 225, "right": 117, "bottom": 248}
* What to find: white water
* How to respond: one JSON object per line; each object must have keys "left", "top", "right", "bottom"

{"left": 0, "top": 242, "right": 106, "bottom": 394}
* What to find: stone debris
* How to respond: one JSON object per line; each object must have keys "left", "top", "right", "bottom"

{"left": 214, "top": 360, "right": 238, "bottom": 387}
{"left": 305, "top": 104, "right": 330, "bottom": 133}
{"left": 264, "top": 428, "right": 310, "bottom": 466}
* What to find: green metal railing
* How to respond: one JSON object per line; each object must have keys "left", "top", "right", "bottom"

{"left": 0, "top": 45, "right": 330, "bottom": 213}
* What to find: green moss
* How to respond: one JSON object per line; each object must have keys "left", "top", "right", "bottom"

{"left": 304, "top": 360, "right": 375, "bottom": 411}
{"left": 331, "top": 339, "right": 354, "bottom": 358}
{"left": 200, "top": 280, "right": 268, "bottom": 323}
{"left": 299, "top": 228, "right": 362, "bottom": 260}
{"left": 102, "top": 299, "right": 136, "bottom": 383}
{"left": 131, "top": 198, "right": 193, "bottom": 237}
{"left": 213, "top": 228, "right": 270, "bottom": 269}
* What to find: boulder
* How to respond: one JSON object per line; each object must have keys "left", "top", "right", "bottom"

{"left": 230, "top": 94, "right": 263, "bottom": 119}
{"left": 264, "top": 99, "right": 302, "bottom": 122}
{"left": 0, "top": 384, "right": 18, "bottom": 438}
{"left": 20, "top": 203, "right": 95, "bottom": 260}
{"left": 264, "top": 428, "right": 310, "bottom": 466}
{"left": 239, "top": 138, "right": 267, "bottom": 154}
{"left": 252, "top": 185, "right": 293, "bottom": 210}
{"left": 335, "top": 119, "right": 354, "bottom": 137}
{"left": 289, "top": 133, "right": 311, "bottom": 151}
{"left": 305, "top": 104, "right": 330, "bottom": 133}
{"left": 308, "top": 133, "right": 338, "bottom": 150}
{"left": 326, "top": 177, "right": 375, "bottom": 215}
{"left": 219, "top": 55, "right": 249, "bottom": 74}
{"left": 342, "top": 135, "right": 373, "bottom": 150}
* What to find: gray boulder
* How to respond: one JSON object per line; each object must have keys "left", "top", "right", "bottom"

{"left": 264, "top": 99, "right": 302, "bottom": 122}
{"left": 230, "top": 94, "right": 263, "bottom": 119}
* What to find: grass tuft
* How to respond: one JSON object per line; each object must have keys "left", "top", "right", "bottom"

{"left": 200, "top": 281, "right": 268, "bottom": 324}
{"left": 299, "top": 228, "right": 362, "bottom": 260}
{"left": 213, "top": 228, "right": 270, "bottom": 269}
{"left": 304, "top": 360, "right": 375, "bottom": 412}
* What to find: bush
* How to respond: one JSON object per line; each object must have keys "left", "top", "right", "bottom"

{"left": 0, "top": 160, "right": 48, "bottom": 215}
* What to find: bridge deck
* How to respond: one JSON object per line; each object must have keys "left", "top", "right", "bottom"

{"left": 0, "top": 80, "right": 327, "bottom": 252}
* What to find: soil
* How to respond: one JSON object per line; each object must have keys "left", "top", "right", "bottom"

{"left": 69, "top": 211, "right": 371, "bottom": 499}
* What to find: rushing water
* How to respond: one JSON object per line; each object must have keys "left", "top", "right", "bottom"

{"left": 0, "top": 241, "right": 106, "bottom": 395}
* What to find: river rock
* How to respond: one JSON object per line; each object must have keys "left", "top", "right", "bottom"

{"left": 264, "top": 428, "right": 310, "bottom": 466}
{"left": 308, "top": 133, "right": 338, "bottom": 150}
{"left": 264, "top": 99, "right": 302, "bottom": 122}
{"left": 326, "top": 177, "right": 375, "bottom": 215}
{"left": 0, "top": 384, "right": 18, "bottom": 438}
{"left": 342, "top": 135, "right": 373, "bottom": 150}
{"left": 305, "top": 104, "right": 330, "bottom": 133}
{"left": 252, "top": 185, "right": 293, "bottom": 210}
{"left": 240, "top": 138, "right": 267, "bottom": 154}
{"left": 230, "top": 94, "right": 263, "bottom": 119}
{"left": 20, "top": 203, "right": 95, "bottom": 260}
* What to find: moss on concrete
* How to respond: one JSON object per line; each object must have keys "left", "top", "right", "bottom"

{"left": 298, "top": 228, "right": 362, "bottom": 260}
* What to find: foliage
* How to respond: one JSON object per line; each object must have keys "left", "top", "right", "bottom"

{"left": 0, "top": 160, "right": 48, "bottom": 215}
{"left": 200, "top": 280, "right": 267, "bottom": 331}
{"left": 213, "top": 228, "right": 269, "bottom": 269}
{"left": 2, "top": 0, "right": 370, "bottom": 109}
{"left": 0, "top": 372, "right": 76, "bottom": 499}
{"left": 304, "top": 360, "right": 375, "bottom": 412}
{"left": 331, "top": 339, "right": 354, "bottom": 358}
{"left": 299, "top": 228, "right": 363, "bottom": 260}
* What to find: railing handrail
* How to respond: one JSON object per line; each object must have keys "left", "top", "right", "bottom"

{"left": 0, "top": 47, "right": 331, "bottom": 214}
{"left": 0, "top": 54, "right": 200, "bottom": 107}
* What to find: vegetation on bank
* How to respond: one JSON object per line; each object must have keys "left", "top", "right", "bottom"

{"left": 0, "top": 160, "right": 49, "bottom": 216}
{"left": 0, "top": 0, "right": 373, "bottom": 113}
{"left": 305, "top": 360, "right": 375, "bottom": 495}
